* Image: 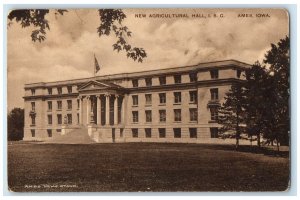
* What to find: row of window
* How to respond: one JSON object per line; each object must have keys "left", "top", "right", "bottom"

{"left": 46, "top": 99, "right": 79, "bottom": 111}
{"left": 132, "top": 108, "right": 198, "bottom": 123}
{"left": 49, "top": 86, "right": 73, "bottom": 95}
{"left": 131, "top": 89, "right": 218, "bottom": 106}
{"left": 47, "top": 114, "right": 76, "bottom": 125}
{"left": 30, "top": 127, "right": 219, "bottom": 138}
{"left": 132, "top": 91, "right": 198, "bottom": 106}
{"left": 30, "top": 113, "right": 78, "bottom": 126}
{"left": 131, "top": 69, "right": 241, "bottom": 88}
{"left": 132, "top": 107, "right": 218, "bottom": 123}
{"left": 30, "top": 86, "right": 73, "bottom": 96}
{"left": 30, "top": 108, "right": 215, "bottom": 126}
{"left": 30, "top": 100, "right": 79, "bottom": 112}
{"left": 131, "top": 127, "right": 219, "bottom": 138}
{"left": 132, "top": 72, "right": 198, "bottom": 88}
{"left": 30, "top": 89, "right": 218, "bottom": 112}
{"left": 29, "top": 108, "right": 216, "bottom": 126}
{"left": 30, "top": 106, "right": 217, "bottom": 126}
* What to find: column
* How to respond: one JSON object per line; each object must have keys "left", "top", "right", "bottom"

{"left": 121, "top": 95, "right": 127, "bottom": 124}
{"left": 114, "top": 95, "right": 119, "bottom": 125}
{"left": 86, "top": 95, "right": 90, "bottom": 124}
{"left": 96, "top": 95, "right": 101, "bottom": 125}
{"left": 79, "top": 97, "right": 82, "bottom": 124}
{"left": 105, "top": 94, "right": 110, "bottom": 125}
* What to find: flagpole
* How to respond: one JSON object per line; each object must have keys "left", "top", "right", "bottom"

{"left": 93, "top": 53, "right": 95, "bottom": 77}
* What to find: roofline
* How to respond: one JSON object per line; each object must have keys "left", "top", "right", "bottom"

{"left": 24, "top": 59, "right": 251, "bottom": 88}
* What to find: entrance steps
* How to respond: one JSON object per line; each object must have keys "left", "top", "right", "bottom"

{"left": 88, "top": 126, "right": 114, "bottom": 143}
{"left": 47, "top": 127, "right": 96, "bottom": 144}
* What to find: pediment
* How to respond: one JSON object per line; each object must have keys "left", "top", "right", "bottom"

{"left": 78, "top": 80, "right": 123, "bottom": 92}
{"left": 78, "top": 81, "right": 111, "bottom": 91}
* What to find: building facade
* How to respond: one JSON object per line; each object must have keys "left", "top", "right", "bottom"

{"left": 23, "top": 60, "right": 250, "bottom": 143}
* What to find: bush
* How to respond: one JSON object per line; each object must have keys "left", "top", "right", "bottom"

{"left": 8, "top": 108, "right": 24, "bottom": 141}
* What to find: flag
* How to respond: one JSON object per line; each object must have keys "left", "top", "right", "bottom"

{"left": 94, "top": 54, "right": 100, "bottom": 74}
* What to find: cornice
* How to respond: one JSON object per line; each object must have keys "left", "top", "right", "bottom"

{"left": 23, "top": 93, "right": 79, "bottom": 101}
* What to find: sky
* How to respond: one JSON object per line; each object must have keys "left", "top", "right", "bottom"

{"left": 7, "top": 8, "right": 289, "bottom": 111}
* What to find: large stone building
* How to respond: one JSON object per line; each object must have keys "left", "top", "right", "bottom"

{"left": 23, "top": 60, "right": 250, "bottom": 143}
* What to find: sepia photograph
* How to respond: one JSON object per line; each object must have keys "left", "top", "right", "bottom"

{"left": 7, "top": 8, "right": 290, "bottom": 192}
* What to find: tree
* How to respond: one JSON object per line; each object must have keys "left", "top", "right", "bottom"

{"left": 244, "top": 62, "right": 270, "bottom": 147}
{"left": 242, "top": 37, "right": 290, "bottom": 150}
{"left": 217, "top": 83, "right": 245, "bottom": 150}
{"left": 264, "top": 36, "right": 290, "bottom": 147}
{"left": 7, "top": 108, "right": 24, "bottom": 141}
{"left": 7, "top": 9, "right": 147, "bottom": 62}
{"left": 261, "top": 74, "right": 283, "bottom": 150}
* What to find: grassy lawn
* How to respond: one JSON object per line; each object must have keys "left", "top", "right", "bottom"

{"left": 7, "top": 143, "right": 289, "bottom": 192}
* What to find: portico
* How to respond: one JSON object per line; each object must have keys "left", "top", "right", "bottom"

{"left": 77, "top": 80, "right": 125, "bottom": 127}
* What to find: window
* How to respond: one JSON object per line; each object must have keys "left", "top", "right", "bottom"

{"left": 31, "top": 102, "right": 35, "bottom": 111}
{"left": 132, "top": 111, "right": 139, "bottom": 123}
{"left": 31, "top": 130, "right": 35, "bottom": 137}
{"left": 47, "top": 129, "right": 52, "bottom": 137}
{"left": 56, "top": 129, "right": 61, "bottom": 133}
{"left": 210, "top": 107, "right": 218, "bottom": 121}
{"left": 120, "top": 128, "right": 124, "bottom": 138}
{"left": 48, "top": 88, "right": 52, "bottom": 95}
{"left": 189, "top": 72, "right": 197, "bottom": 82}
{"left": 189, "top": 128, "right": 197, "bottom": 138}
{"left": 174, "top": 74, "right": 181, "bottom": 84}
{"left": 132, "top": 95, "right": 138, "bottom": 106}
{"left": 210, "top": 69, "right": 219, "bottom": 79}
{"left": 67, "top": 114, "right": 72, "bottom": 124}
{"left": 145, "top": 78, "right": 152, "bottom": 87}
{"left": 159, "top": 76, "right": 166, "bottom": 85}
{"left": 174, "top": 92, "right": 181, "bottom": 104}
{"left": 132, "top": 128, "right": 138, "bottom": 138}
{"left": 174, "top": 109, "right": 181, "bottom": 122}
{"left": 57, "top": 87, "right": 62, "bottom": 95}
{"left": 145, "top": 94, "right": 152, "bottom": 105}
{"left": 210, "top": 88, "right": 219, "bottom": 100}
{"left": 77, "top": 113, "right": 79, "bottom": 124}
{"left": 159, "top": 128, "right": 166, "bottom": 138}
{"left": 145, "top": 128, "right": 151, "bottom": 138}
{"left": 173, "top": 128, "right": 181, "bottom": 138}
{"left": 57, "top": 101, "right": 62, "bottom": 110}
{"left": 57, "top": 114, "right": 62, "bottom": 125}
{"left": 210, "top": 128, "right": 219, "bottom": 138}
{"left": 31, "top": 115, "right": 36, "bottom": 125}
{"left": 132, "top": 79, "right": 139, "bottom": 87}
{"left": 47, "top": 115, "right": 52, "bottom": 125}
{"left": 190, "top": 108, "right": 198, "bottom": 121}
{"left": 67, "top": 100, "right": 72, "bottom": 110}
{"left": 159, "top": 93, "right": 166, "bottom": 104}
{"left": 31, "top": 89, "right": 35, "bottom": 96}
{"left": 159, "top": 110, "right": 166, "bottom": 122}
{"left": 189, "top": 91, "right": 197, "bottom": 103}
{"left": 48, "top": 101, "right": 52, "bottom": 111}
{"left": 145, "top": 110, "right": 152, "bottom": 122}
{"left": 67, "top": 86, "right": 72, "bottom": 94}
{"left": 237, "top": 69, "right": 242, "bottom": 78}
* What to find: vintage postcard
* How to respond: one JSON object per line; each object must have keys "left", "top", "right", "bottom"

{"left": 7, "top": 8, "right": 290, "bottom": 192}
